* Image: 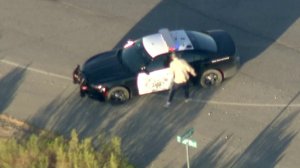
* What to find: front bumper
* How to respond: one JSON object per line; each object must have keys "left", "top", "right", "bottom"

{"left": 72, "top": 65, "right": 107, "bottom": 99}
{"left": 73, "top": 65, "right": 88, "bottom": 96}
{"left": 73, "top": 65, "right": 82, "bottom": 84}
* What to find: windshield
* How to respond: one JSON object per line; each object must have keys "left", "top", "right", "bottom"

{"left": 121, "top": 40, "right": 152, "bottom": 73}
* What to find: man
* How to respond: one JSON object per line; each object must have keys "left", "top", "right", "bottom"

{"left": 164, "top": 52, "right": 196, "bottom": 107}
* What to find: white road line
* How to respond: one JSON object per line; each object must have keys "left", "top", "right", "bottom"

{"left": 1, "top": 59, "right": 300, "bottom": 108}
{"left": 192, "top": 99, "right": 300, "bottom": 108}
{"left": 0, "top": 59, "right": 72, "bottom": 81}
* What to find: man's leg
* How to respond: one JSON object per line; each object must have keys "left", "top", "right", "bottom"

{"left": 165, "top": 83, "right": 179, "bottom": 107}
{"left": 184, "top": 82, "right": 189, "bottom": 99}
{"left": 168, "top": 83, "right": 177, "bottom": 102}
{"left": 184, "top": 82, "right": 192, "bottom": 102}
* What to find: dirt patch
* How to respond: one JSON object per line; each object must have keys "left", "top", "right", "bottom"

{"left": 0, "top": 114, "right": 36, "bottom": 139}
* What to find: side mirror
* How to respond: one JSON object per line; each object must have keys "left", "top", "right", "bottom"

{"left": 140, "top": 66, "right": 149, "bottom": 74}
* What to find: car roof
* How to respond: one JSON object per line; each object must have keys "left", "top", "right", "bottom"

{"left": 142, "top": 29, "right": 194, "bottom": 58}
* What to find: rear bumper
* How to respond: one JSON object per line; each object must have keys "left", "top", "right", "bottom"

{"left": 223, "top": 55, "right": 240, "bottom": 79}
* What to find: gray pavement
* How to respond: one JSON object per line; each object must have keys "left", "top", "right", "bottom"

{"left": 1, "top": 0, "right": 300, "bottom": 167}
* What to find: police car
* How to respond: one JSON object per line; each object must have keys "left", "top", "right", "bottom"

{"left": 73, "top": 28, "right": 239, "bottom": 103}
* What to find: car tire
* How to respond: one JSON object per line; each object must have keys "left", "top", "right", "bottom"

{"left": 200, "top": 69, "right": 223, "bottom": 88}
{"left": 80, "top": 90, "right": 86, "bottom": 97}
{"left": 106, "top": 86, "right": 130, "bottom": 104}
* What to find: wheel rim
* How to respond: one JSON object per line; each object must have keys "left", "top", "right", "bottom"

{"left": 204, "top": 73, "right": 219, "bottom": 86}
{"left": 111, "top": 90, "right": 127, "bottom": 103}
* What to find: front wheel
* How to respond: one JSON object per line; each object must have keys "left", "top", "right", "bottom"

{"left": 106, "top": 87, "right": 130, "bottom": 104}
{"left": 200, "top": 69, "right": 223, "bottom": 88}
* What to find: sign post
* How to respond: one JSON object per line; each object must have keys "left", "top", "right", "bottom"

{"left": 186, "top": 143, "right": 190, "bottom": 168}
{"left": 176, "top": 128, "right": 197, "bottom": 168}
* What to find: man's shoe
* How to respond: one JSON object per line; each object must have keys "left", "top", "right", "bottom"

{"left": 185, "top": 98, "right": 192, "bottom": 103}
{"left": 164, "top": 102, "right": 171, "bottom": 108}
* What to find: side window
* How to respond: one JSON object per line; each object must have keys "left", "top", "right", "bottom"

{"left": 183, "top": 51, "right": 208, "bottom": 62}
{"left": 180, "top": 51, "right": 194, "bottom": 62}
{"left": 146, "top": 54, "right": 169, "bottom": 72}
{"left": 194, "top": 53, "right": 208, "bottom": 62}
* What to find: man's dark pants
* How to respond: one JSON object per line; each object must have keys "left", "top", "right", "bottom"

{"left": 167, "top": 82, "right": 190, "bottom": 102}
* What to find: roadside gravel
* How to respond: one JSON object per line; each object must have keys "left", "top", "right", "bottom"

{"left": 0, "top": 114, "right": 35, "bottom": 139}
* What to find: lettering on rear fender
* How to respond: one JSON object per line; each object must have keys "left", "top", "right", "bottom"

{"left": 211, "top": 57, "right": 230, "bottom": 63}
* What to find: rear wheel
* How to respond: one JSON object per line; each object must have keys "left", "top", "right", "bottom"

{"left": 200, "top": 69, "right": 223, "bottom": 88}
{"left": 106, "top": 87, "right": 130, "bottom": 104}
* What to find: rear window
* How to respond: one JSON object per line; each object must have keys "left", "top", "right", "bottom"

{"left": 186, "top": 31, "right": 217, "bottom": 53}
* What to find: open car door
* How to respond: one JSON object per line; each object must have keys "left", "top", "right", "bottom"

{"left": 137, "top": 68, "right": 173, "bottom": 95}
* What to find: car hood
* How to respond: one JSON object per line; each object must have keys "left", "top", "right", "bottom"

{"left": 82, "top": 50, "right": 133, "bottom": 84}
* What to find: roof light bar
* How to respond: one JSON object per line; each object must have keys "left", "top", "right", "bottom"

{"left": 159, "top": 28, "right": 176, "bottom": 51}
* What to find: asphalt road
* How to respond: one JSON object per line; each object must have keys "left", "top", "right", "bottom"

{"left": 1, "top": 0, "right": 300, "bottom": 167}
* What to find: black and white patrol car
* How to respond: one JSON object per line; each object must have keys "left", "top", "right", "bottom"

{"left": 73, "top": 28, "right": 239, "bottom": 103}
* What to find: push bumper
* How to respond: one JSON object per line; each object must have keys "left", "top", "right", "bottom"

{"left": 73, "top": 65, "right": 82, "bottom": 84}
{"left": 72, "top": 65, "right": 88, "bottom": 97}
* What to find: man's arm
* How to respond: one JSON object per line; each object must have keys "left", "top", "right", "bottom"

{"left": 189, "top": 67, "right": 196, "bottom": 77}
{"left": 180, "top": 59, "right": 196, "bottom": 77}
{"left": 185, "top": 63, "right": 196, "bottom": 77}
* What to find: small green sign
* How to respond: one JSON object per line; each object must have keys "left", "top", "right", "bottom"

{"left": 177, "top": 136, "right": 197, "bottom": 148}
{"left": 176, "top": 128, "right": 197, "bottom": 168}
{"left": 182, "top": 139, "right": 197, "bottom": 148}
{"left": 177, "top": 136, "right": 182, "bottom": 143}
{"left": 180, "top": 128, "right": 194, "bottom": 140}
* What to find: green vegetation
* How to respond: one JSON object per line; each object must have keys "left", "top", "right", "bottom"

{"left": 0, "top": 130, "right": 134, "bottom": 168}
